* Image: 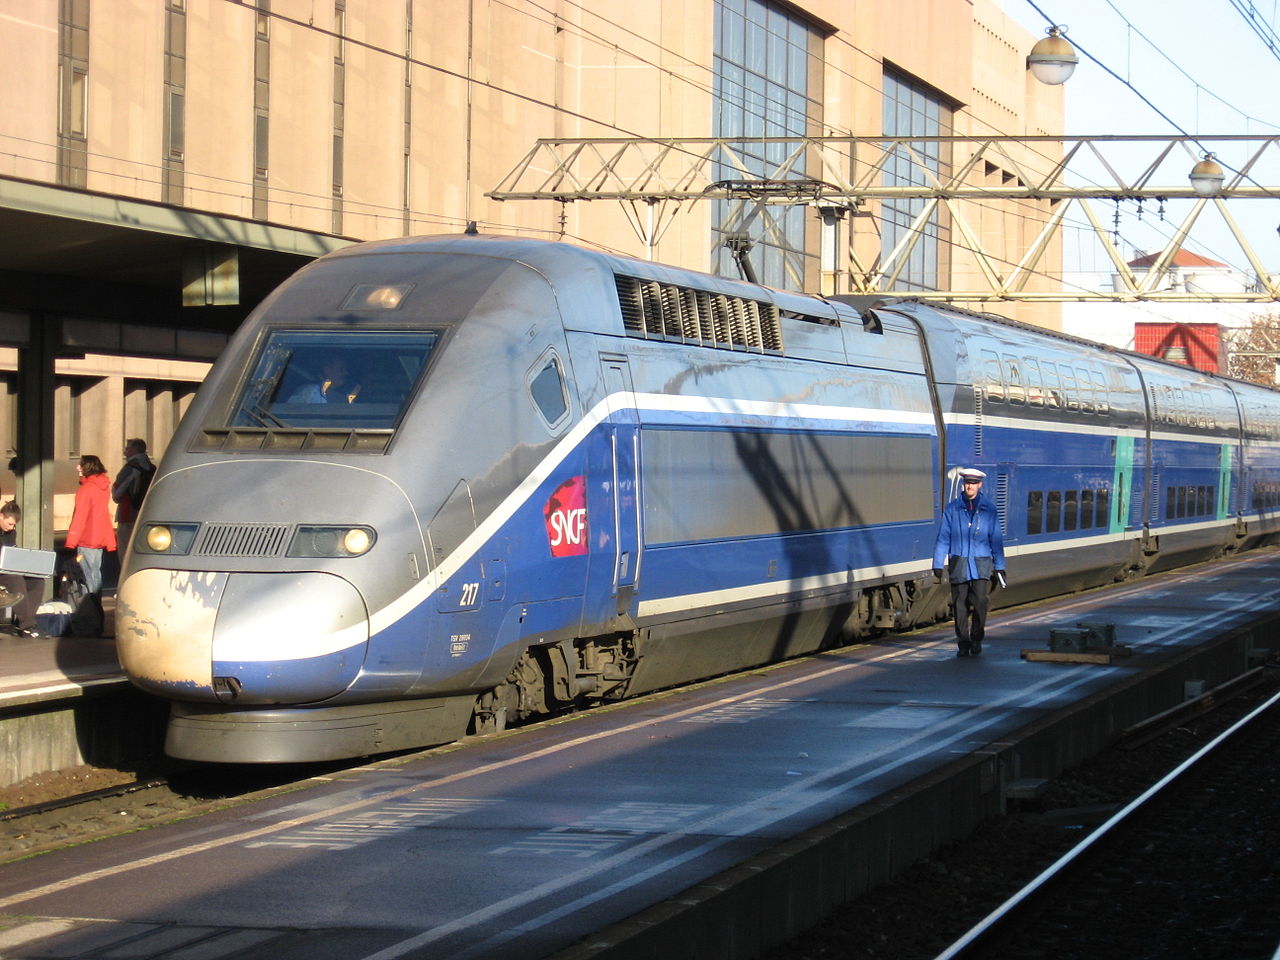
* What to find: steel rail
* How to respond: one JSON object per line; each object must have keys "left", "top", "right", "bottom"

{"left": 930, "top": 682, "right": 1280, "bottom": 959}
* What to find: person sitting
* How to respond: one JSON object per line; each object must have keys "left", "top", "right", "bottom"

{"left": 0, "top": 500, "right": 50, "bottom": 638}
{"left": 289, "top": 358, "right": 359, "bottom": 404}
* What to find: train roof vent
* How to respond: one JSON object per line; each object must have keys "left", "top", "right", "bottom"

{"left": 614, "top": 274, "right": 784, "bottom": 353}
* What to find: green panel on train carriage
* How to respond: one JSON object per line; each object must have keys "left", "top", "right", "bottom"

{"left": 1111, "top": 436, "right": 1135, "bottom": 534}
{"left": 1219, "top": 443, "right": 1234, "bottom": 519}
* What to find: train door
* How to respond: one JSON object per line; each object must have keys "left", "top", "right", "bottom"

{"left": 1218, "top": 443, "right": 1234, "bottom": 520}
{"left": 1111, "top": 435, "right": 1136, "bottom": 533}
{"left": 588, "top": 355, "right": 642, "bottom": 619}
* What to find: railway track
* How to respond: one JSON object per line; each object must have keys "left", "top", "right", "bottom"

{"left": 933, "top": 683, "right": 1280, "bottom": 960}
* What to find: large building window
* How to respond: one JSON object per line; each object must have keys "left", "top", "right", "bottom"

{"left": 712, "top": 0, "right": 821, "bottom": 290}
{"left": 882, "top": 69, "right": 953, "bottom": 292}
{"left": 57, "top": 0, "right": 91, "bottom": 187}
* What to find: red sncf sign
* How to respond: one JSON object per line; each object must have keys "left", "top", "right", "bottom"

{"left": 544, "top": 475, "right": 588, "bottom": 557}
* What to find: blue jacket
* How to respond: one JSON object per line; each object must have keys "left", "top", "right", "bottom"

{"left": 933, "top": 492, "right": 1006, "bottom": 582}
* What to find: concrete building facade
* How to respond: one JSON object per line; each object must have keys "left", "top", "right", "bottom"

{"left": 0, "top": 0, "right": 1063, "bottom": 537}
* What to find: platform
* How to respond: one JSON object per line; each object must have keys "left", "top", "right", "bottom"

{"left": 0, "top": 631, "right": 124, "bottom": 710}
{"left": 0, "top": 595, "right": 138, "bottom": 788}
{"left": 1, "top": 553, "right": 1279, "bottom": 960}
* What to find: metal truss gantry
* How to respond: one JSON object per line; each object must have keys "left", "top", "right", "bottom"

{"left": 489, "top": 135, "right": 1280, "bottom": 302}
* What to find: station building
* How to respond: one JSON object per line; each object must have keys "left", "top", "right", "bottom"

{"left": 0, "top": 0, "right": 1063, "bottom": 547}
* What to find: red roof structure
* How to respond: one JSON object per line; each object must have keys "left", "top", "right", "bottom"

{"left": 1133, "top": 322, "right": 1224, "bottom": 373}
{"left": 1128, "top": 250, "right": 1228, "bottom": 269}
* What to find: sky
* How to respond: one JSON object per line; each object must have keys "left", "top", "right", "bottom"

{"left": 1002, "top": 0, "right": 1280, "bottom": 277}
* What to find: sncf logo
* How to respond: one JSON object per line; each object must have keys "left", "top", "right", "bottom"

{"left": 545, "top": 475, "right": 588, "bottom": 557}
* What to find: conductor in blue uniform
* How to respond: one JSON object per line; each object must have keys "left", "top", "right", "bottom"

{"left": 932, "top": 468, "right": 1006, "bottom": 657}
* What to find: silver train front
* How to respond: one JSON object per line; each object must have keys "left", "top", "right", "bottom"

{"left": 117, "top": 236, "right": 585, "bottom": 760}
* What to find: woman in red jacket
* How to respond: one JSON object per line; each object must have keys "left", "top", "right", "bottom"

{"left": 66, "top": 454, "right": 118, "bottom": 596}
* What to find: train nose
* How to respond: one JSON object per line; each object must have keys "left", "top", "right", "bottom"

{"left": 117, "top": 569, "right": 369, "bottom": 704}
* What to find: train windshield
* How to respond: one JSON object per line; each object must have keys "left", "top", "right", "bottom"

{"left": 231, "top": 329, "right": 439, "bottom": 430}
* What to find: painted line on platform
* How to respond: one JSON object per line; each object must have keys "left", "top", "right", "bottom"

{"left": 0, "top": 637, "right": 947, "bottom": 910}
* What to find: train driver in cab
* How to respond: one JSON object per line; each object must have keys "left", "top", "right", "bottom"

{"left": 289, "top": 357, "right": 360, "bottom": 404}
{"left": 932, "top": 467, "right": 1007, "bottom": 658}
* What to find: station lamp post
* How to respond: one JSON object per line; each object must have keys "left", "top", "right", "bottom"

{"left": 1189, "top": 153, "right": 1226, "bottom": 196}
{"left": 1026, "top": 25, "right": 1079, "bottom": 85}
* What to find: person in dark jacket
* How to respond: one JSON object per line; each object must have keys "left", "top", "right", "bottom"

{"left": 932, "top": 467, "right": 1007, "bottom": 657}
{"left": 111, "top": 438, "right": 155, "bottom": 555}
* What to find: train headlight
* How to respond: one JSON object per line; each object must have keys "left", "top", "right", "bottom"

{"left": 139, "top": 523, "right": 199, "bottom": 555}
{"left": 288, "top": 525, "right": 376, "bottom": 558}
{"left": 342, "top": 527, "right": 373, "bottom": 556}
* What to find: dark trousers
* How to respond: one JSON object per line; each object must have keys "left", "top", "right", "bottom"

{"left": 0, "top": 573, "right": 44, "bottom": 630}
{"left": 950, "top": 577, "right": 990, "bottom": 649}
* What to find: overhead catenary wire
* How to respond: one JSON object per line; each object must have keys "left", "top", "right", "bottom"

{"left": 187, "top": 1, "right": 1274, "bottom": 289}
{"left": 1225, "top": 0, "right": 1280, "bottom": 64}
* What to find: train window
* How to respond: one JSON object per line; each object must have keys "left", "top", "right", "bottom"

{"left": 1080, "top": 489, "right": 1094, "bottom": 529}
{"left": 1004, "top": 354, "right": 1025, "bottom": 405}
{"left": 1058, "top": 367, "right": 1078, "bottom": 412}
{"left": 529, "top": 355, "right": 570, "bottom": 428}
{"left": 1063, "top": 489, "right": 1078, "bottom": 531}
{"left": 229, "top": 328, "right": 439, "bottom": 432}
{"left": 981, "top": 350, "right": 1004, "bottom": 402}
{"left": 1026, "top": 490, "right": 1043, "bottom": 535}
{"left": 1046, "top": 490, "right": 1061, "bottom": 533}
{"left": 1096, "top": 487, "right": 1110, "bottom": 527}
{"left": 1024, "top": 357, "right": 1044, "bottom": 408}
{"left": 1075, "top": 366, "right": 1094, "bottom": 414}
{"left": 1091, "top": 369, "right": 1109, "bottom": 415}
{"left": 1200, "top": 485, "right": 1211, "bottom": 515}
{"left": 1041, "top": 361, "right": 1063, "bottom": 408}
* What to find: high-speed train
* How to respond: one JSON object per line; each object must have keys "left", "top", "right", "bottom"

{"left": 116, "top": 233, "right": 1280, "bottom": 763}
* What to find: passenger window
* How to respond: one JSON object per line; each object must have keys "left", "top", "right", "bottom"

{"left": 1024, "top": 358, "right": 1044, "bottom": 408}
{"left": 1080, "top": 489, "right": 1094, "bottom": 529}
{"left": 981, "top": 350, "right": 1005, "bottom": 402}
{"left": 1096, "top": 487, "right": 1110, "bottom": 528}
{"left": 1064, "top": 489, "right": 1078, "bottom": 531}
{"left": 1005, "top": 354, "right": 1026, "bottom": 405}
{"left": 1075, "top": 366, "right": 1094, "bottom": 414}
{"left": 1091, "top": 369, "right": 1109, "bottom": 415}
{"left": 1047, "top": 490, "right": 1061, "bottom": 532}
{"left": 1026, "top": 490, "right": 1043, "bottom": 535}
{"left": 1059, "top": 367, "right": 1078, "bottom": 412}
{"left": 529, "top": 356, "right": 569, "bottom": 427}
{"left": 1041, "top": 361, "right": 1062, "bottom": 408}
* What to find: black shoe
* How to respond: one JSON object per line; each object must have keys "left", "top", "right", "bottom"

{"left": 21, "top": 628, "right": 49, "bottom": 639}
{"left": 971, "top": 641, "right": 982, "bottom": 655}
{"left": 957, "top": 645, "right": 971, "bottom": 657}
